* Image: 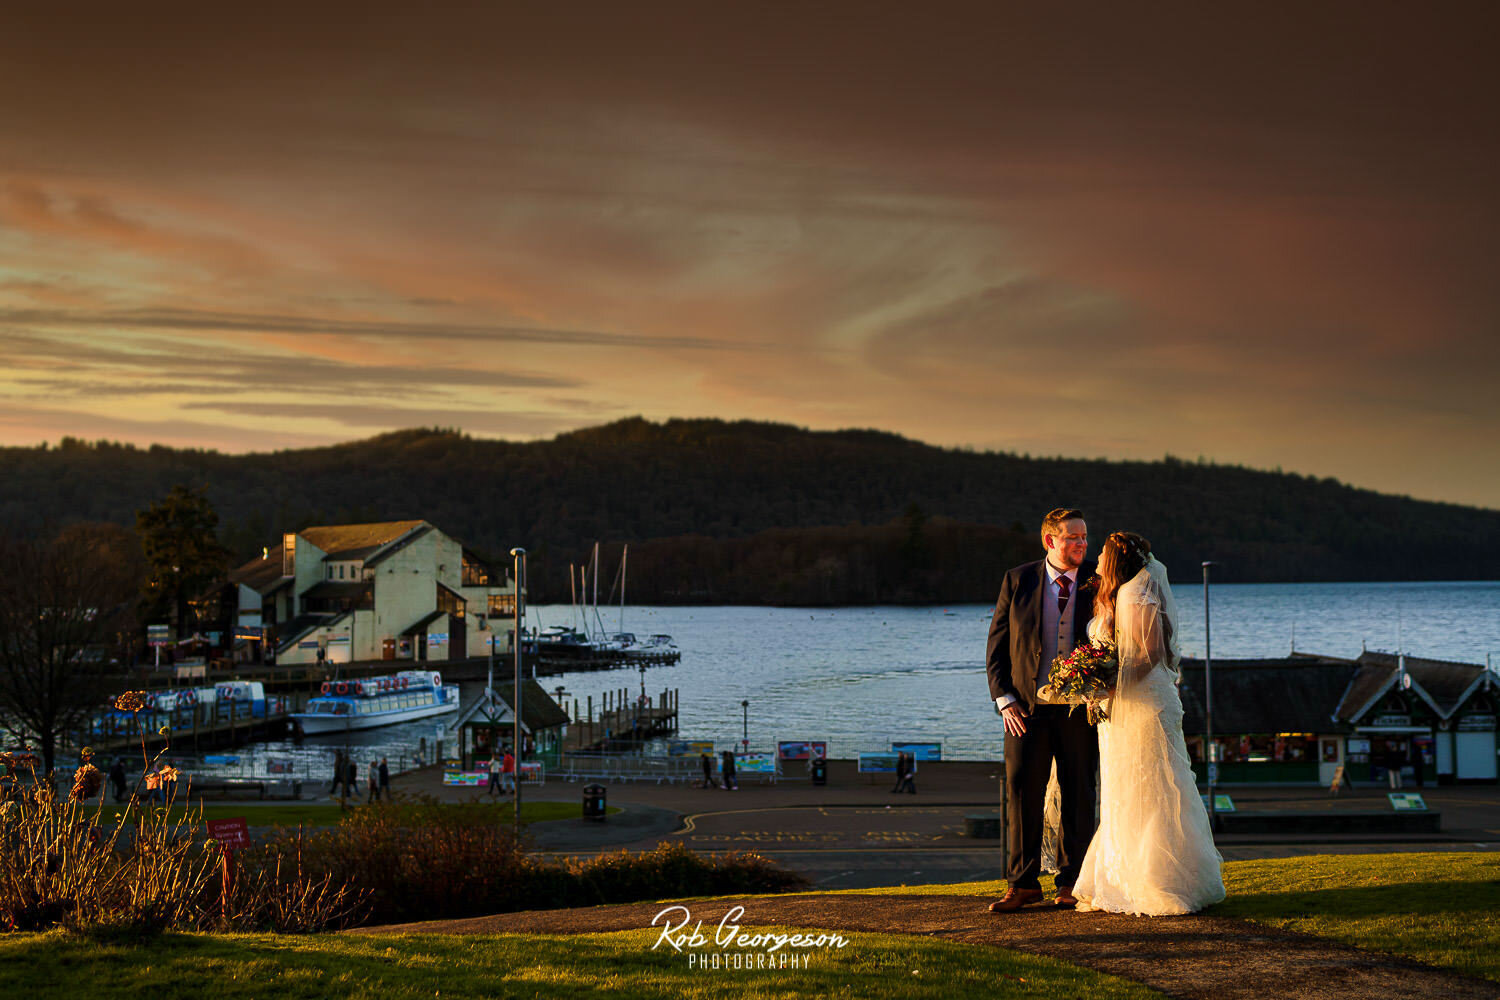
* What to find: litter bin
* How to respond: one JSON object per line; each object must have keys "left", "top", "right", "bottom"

{"left": 810, "top": 758, "right": 827, "bottom": 786}
{"left": 583, "top": 783, "right": 607, "bottom": 821}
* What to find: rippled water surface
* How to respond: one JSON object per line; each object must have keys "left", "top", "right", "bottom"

{"left": 81, "top": 581, "right": 1500, "bottom": 776}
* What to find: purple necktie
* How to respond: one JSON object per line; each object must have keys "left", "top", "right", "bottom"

{"left": 1056, "top": 575, "right": 1072, "bottom": 614}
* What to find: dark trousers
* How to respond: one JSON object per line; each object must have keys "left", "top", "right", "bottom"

{"left": 1004, "top": 704, "right": 1099, "bottom": 890}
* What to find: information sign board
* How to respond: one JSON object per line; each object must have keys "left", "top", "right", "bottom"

{"left": 1389, "top": 793, "right": 1427, "bottom": 811}
{"left": 892, "top": 741, "right": 941, "bottom": 761}
{"left": 734, "top": 752, "right": 777, "bottom": 774}
{"left": 777, "top": 741, "right": 828, "bottom": 761}
{"left": 206, "top": 817, "right": 251, "bottom": 852}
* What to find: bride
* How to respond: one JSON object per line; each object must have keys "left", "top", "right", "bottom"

{"left": 1071, "top": 531, "right": 1225, "bottom": 916}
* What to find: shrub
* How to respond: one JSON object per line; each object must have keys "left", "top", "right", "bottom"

{"left": 263, "top": 796, "right": 810, "bottom": 926}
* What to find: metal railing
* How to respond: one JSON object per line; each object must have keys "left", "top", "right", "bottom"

{"left": 550, "top": 751, "right": 702, "bottom": 784}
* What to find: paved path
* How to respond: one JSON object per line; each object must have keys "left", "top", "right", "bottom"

{"left": 355, "top": 893, "right": 1500, "bottom": 1000}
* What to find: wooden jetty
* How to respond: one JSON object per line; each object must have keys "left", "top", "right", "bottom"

{"left": 111, "top": 648, "right": 675, "bottom": 692}
{"left": 88, "top": 706, "right": 293, "bottom": 758}
{"left": 560, "top": 686, "right": 680, "bottom": 753}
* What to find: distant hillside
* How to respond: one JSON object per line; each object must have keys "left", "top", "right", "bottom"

{"left": 3, "top": 417, "right": 1497, "bottom": 604}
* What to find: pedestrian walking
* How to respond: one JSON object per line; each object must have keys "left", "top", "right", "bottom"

{"left": 329, "top": 751, "right": 345, "bottom": 796}
{"left": 501, "top": 748, "right": 516, "bottom": 794}
{"left": 487, "top": 754, "right": 502, "bottom": 796}
{"left": 699, "top": 752, "right": 718, "bottom": 788}
{"left": 109, "top": 758, "right": 128, "bottom": 803}
{"left": 367, "top": 760, "right": 380, "bottom": 802}
{"left": 379, "top": 757, "right": 391, "bottom": 799}
{"left": 720, "top": 750, "right": 738, "bottom": 791}
{"left": 346, "top": 758, "right": 360, "bottom": 798}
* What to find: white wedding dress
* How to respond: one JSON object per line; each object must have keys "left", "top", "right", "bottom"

{"left": 1073, "top": 557, "right": 1225, "bottom": 916}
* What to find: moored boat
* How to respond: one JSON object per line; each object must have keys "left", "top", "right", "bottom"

{"left": 290, "top": 670, "right": 458, "bottom": 735}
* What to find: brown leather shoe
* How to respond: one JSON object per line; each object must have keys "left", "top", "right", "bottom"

{"left": 987, "top": 888, "right": 1044, "bottom": 913}
{"left": 1054, "top": 885, "right": 1078, "bottom": 908}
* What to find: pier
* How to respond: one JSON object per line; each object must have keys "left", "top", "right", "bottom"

{"left": 111, "top": 648, "right": 676, "bottom": 692}
{"left": 560, "top": 687, "right": 680, "bottom": 753}
{"left": 89, "top": 705, "right": 294, "bottom": 758}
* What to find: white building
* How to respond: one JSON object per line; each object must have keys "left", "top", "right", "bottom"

{"left": 230, "top": 520, "right": 520, "bottom": 666}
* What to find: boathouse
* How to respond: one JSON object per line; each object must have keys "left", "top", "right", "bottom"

{"left": 1177, "top": 651, "right": 1498, "bottom": 786}
{"left": 449, "top": 679, "right": 570, "bottom": 769}
{"left": 226, "top": 520, "right": 521, "bottom": 667}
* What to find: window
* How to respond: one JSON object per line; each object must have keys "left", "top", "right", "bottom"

{"left": 462, "top": 554, "right": 491, "bottom": 587}
{"left": 436, "top": 584, "right": 466, "bottom": 619}
{"left": 489, "top": 594, "right": 516, "bottom": 617}
{"left": 282, "top": 534, "right": 296, "bottom": 576}
{"left": 339, "top": 564, "right": 345, "bottom": 579}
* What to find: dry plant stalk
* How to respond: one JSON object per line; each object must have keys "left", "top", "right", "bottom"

{"left": 1, "top": 692, "right": 362, "bottom": 933}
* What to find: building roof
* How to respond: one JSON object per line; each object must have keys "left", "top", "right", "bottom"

{"left": 454, "top": 679, "right": 570, "bottom": 733}
{"left": 301, "top": 581, "right": 373, "bottom": 602}
{"left": 299, "top": 520, "right": 428, "bottom": 560}
{"left": 228, "top": 544, "right": 287, "bottom": 593}
{"left": 401, "top": 610, "right": 447, "bottom": 636}
{"left": 273, "top": 612, "right": 342, "bottom": 651}
{"left": 1177, "top": 656, "right": 1361, "bottom": 735}
{"left": 1356, "top": 651, "right": 1489, "bottom": 717}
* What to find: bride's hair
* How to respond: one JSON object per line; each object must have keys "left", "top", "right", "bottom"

{"left": 1093, "top": 531, "right": 1152, "bottom": 625}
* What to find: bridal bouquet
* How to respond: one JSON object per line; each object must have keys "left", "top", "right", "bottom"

{"left": 1039, "top": 639, "right": 1119, "bottom": 724}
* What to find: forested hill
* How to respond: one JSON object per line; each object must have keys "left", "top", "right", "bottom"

{"left": 3, "top": 418, "right": 1497, "bottom": 604}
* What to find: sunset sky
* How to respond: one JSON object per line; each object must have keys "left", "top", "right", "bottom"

{"left": 2, "top": 4, "right": 1496, "bottom": 508}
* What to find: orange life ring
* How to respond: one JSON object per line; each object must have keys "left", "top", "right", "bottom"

{"left": 335, "top": 681, "right": 349, "bottom": 695}
{"left": 180, "top": 690, "right": 196, "bottom": 707}
{"left": 321, "top": 682, "right": 331, "bottom": 695}
{"left": 399, "top": 676, "right": 409, "bottom": 690}
{"left": 431, "top": 673, "right": 443, "bottom": 688}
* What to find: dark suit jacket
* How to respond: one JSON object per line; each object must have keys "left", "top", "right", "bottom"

{"left": 986, "top": 558, "right": 1098, "bottom": 712}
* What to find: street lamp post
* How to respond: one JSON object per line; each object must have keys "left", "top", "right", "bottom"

{"left": 1202, "top": 560, "right": 1217, "bottom": 831}
{"left": 510, "top": 548, "right": 526, "bottom": 842}
{"left": 741, "top": 699, "right": 749, "bottom": 752}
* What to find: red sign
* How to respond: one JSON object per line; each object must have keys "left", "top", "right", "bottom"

{"left": 206, "top": 817, "right": 251, "bottom": 852}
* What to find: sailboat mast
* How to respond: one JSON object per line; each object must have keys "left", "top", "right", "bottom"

{"left": 592, "top": 542, "right": 601, "bottom": 638}
{"left": 620, "top": 544, "right": 628, "bottom": 632}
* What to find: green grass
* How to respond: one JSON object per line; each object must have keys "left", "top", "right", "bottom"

{"left": 783, "top": 854, "right": 1500, "bottom": 982}
{"left": 5, "top": 852, "right": 1492, "bottom": 997}
{"left": 0, "top": 927, "right": 1164, "bottom": 1000}
{"left": 1214, "top": 851, "right": 1500, "bottom": 982}
{"left": 90, "top": 799, "right": 612, "bottom": 828}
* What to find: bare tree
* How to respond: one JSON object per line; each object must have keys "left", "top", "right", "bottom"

{"left": 0, "top": 527, "right": 142, "bottom": 773}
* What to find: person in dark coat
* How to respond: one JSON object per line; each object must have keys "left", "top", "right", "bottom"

{"left": 379, "top": 757, "right": 391, "bottom": 799}
{"left": 892, "top": 752, "right": 917, "bottom": 794}
{"left": 329, "top": 750, "right": 345, "bottom": 795}
{"left": 720, "top": 750, "right": 738, "bottom": 791}
{"left": 699, "top": 752, "right": 718, "bottom": 788}
{"left": 346, "top": 758, "right": 360, "bottom": 797}
{"left": 109, "top": 758, "right": 128, "bottom": 803}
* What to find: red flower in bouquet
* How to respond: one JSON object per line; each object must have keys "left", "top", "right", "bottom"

{"left": 1038, "top": 638, "right": 1119, "bottom": 724}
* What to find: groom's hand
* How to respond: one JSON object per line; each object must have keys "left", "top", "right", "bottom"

{"left": 1001, "top": 703, "right": 1028, "bottom": 737}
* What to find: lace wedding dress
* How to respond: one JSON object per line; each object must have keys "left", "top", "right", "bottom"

{"left": 1072, "top": 556, "right": 1225, "bottom": 916}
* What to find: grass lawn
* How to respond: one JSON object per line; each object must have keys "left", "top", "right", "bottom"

{"left": 0, "top": 927, "right": 1164, "bottom": 1000}
{"left": 1214, "top": 851, "right": 1500, "bottom": 983}
{"left": 814, "top": 852, "right": 1500, "bottom": 983}
{"left": 3, "top": 852, "right": 1492, "bottom": 998}
{"left": 89, "top": 799, "right": 609, "bottom": 828}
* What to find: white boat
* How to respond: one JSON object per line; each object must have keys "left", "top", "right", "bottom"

{"left": 290, "top": 669, "right": 459, "bottom": 734}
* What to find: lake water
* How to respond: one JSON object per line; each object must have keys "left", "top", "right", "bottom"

{"left": 537, "top": 580, "right": 1500, "bottom": 762}
{"left": 87, "top": 580, "right": 1500, "bottom": 777}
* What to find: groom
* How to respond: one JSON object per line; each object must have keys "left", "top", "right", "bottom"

{"left": 985, "top": 507, "right": 1099, "bottom": 911}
